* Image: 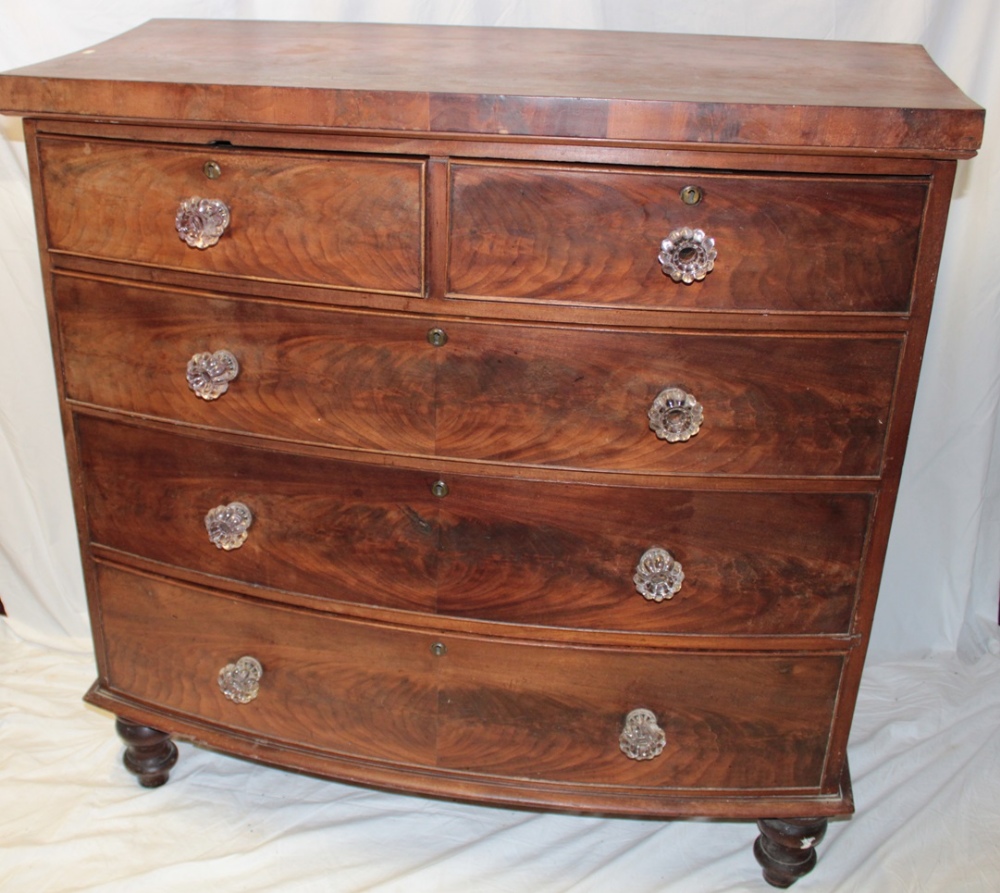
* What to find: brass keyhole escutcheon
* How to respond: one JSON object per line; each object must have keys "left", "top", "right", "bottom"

{"left": 430, "top": 642, "right": 447, "bottom": 657}
{"left": 679, "top": 185, "right": 703, "bottom": 205}
{"left": 203, "top": 160, "right": 222, "bottom": 179}
{"left": 431, "top": 480, "right": 449, "bottom": 498}
{"left": 427, "top": 327, "right": 448, "bottom": 347}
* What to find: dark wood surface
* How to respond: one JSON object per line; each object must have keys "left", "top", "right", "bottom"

{"left": 0, "top": 21, "right": 984, "bottom": 152}
{"left": 96, "top": 561, "right": 845, "bottom": 794}
{"left": 77, "top": 414, "right": 873, "bottom": 636}
{"left": 55, "top": 274, "right": 438, "bottom": 456}
{"left": 448, "top": 163, "right": 927, "bottom": 313}
{"left": 56, "top": 275, "right": 901, "bottom": 477}
{"left": 40, "top": 136, "right": 425, "bottom": 296}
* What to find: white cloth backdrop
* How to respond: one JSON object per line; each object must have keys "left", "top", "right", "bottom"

{"left": 1, "top": 2, "right": 998, "bottom": 891}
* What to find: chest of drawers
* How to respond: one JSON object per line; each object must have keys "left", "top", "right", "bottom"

{"left": 0, "top": 20, "right": 983, "bottom": 886}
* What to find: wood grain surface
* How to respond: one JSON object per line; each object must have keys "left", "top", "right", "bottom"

{"left": 434, "top": 321, "right": 901, "bottom": 477}
{"left": 78, "top": 415, "right": 871, "bottom": 635}
{"left": 55, "top": 275, "right": 437, "bottom": 455}
{"left": 39, "top": 137, "right": 425, "bottom": 295}
{"left": 435, "top": 635, "right": 843, "bottom": 790}
{"left": 448, "top": 163, "right": 927, "bottom": 313}
{"left": 57, "top": 275, "right": 901, "bottom": 477}
{"left": 0, "top": 21, "right": 984, "bottom": 152}
{"left": 96, "top": 561, "right": 844, "bottom": 791}
{"left": 97, "top": 562, "right": 438, "bottom": 766}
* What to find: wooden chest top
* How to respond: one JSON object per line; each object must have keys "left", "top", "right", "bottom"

{"left": 0, "top": 19, "right": 984, "bottom": 152}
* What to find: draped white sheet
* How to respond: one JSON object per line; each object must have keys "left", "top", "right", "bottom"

{"left": 1, "top": 2, "right": 998, "bottom": 890}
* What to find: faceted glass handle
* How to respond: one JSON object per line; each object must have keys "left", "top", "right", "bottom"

{"left": 176, "top": 196, "right": 231, "bottom": 249}
{"left": 619, "top": 708, "right": 666, "bottom": 760}
{"left": 633, "top": 546, "right": 685, "bottom": 602}
{"left": 187, "top": 349, "right": 239, "bottom": 400}
{"left": 658, "top": 227, "right": 717, "bottom": 283}
{"left": 218, "top": 655, "right": 263, "bottom": 704}
{"left": 648, "top": 386, "right": 703, "bottom": 443}
{"left": 205, "top": 501, "right": 253, "bottom": 550}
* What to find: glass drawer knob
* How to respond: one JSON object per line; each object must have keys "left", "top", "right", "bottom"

{"left": 176, "top": 196, "right": 231, "bottom": 249}
{"left": 658, "top": 227, "right": 716, "bottom": 284}
{"left": 187, "top": 349, "right": 239, "bottom": 400}
{"left": 205, "top": 501, "right": 253, "bottom": 550}
{"left": 633, "top": 546, "right": 685, "bottom": 602}
{"left": 620, "top": 708, "right": 666, "bottom": 761}
{"left": 648, "top": 386, "right": 703, "bottom": 443}
{"left": 218, "top": 655, "right": 263, "bottom": 704}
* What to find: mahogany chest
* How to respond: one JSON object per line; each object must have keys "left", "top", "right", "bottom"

{"left": 0, "top": 20, "right": 983, "bottom": 886}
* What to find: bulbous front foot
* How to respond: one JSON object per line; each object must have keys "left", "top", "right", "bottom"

{"left": 115, "top": 718, "right": 178, "bottom": 788}
{"left": 753, "top": 817, "right": 828, "bottom": 887}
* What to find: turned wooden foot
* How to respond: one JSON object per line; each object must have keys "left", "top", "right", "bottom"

{"left": 753, "top": 817, "right": 828, "bottom": 888}
{"left": 115, "top": 718, "right": 178, "bottom": 788}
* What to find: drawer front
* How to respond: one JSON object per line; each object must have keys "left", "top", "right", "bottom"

{"left": 39, "top": 137, "right": 425, "bottom": 295}
{"left": 96, "top": 562, "right": 843, "bottom": 792}
{"left": 79, "top": 416, "right": 871, "bottom": 635}
{"left": 448, "top": 162, "right": 926, "bottom": 313}
{"left": 58, "top": 276, "right": 901, "bottom": 478}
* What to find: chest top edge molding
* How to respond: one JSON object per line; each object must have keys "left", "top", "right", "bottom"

{"left": 0, "top": 20, "right": 985, "bottom": 154}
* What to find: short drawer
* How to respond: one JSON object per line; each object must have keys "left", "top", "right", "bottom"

{"left": 38, "top": 137, "right": 425, "bottom": 295}
{"left": 58, "top": 275, "right": 901, "bottom": 478}
{"left": 448, "top": 162, "right": 926, "bottom": 313}
{"left": 78, "top": 416, "right": 871, "bottom": 635}
{"left": 95, "top": 562, "right": 844, "bottom": 792}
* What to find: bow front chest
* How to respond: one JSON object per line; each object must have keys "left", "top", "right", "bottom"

{"left": 0, "top": 20, "right": 983, "bottom": 886}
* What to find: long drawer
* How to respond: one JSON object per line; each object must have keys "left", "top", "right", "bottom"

{"left": 57, "top": 275, "right": 901, "bottom": 477}
{"left": 448, "top": 161, "right": 926, "bottom": 313}
{"left": 78, "top": 415, "right": 872, "bottom": 635}
{"left": 38, "top": 137, "right": 426, "bottom": 296}
{"left": 96, "top": 562, "right": 845, "bottom": 792}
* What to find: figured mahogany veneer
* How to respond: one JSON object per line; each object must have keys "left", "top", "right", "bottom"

{"left": 0, "top": 20, "right": 983, "bottom": 887}
{"left": 97, "top": 561, "right": 845, "bottom": 794}
{"left": 39, "top": 137, "right": 426, "bottom": 295}
{"left": 78, "top": 415, "right": 872, "bottom": 636}
{"left": 448, "top": 163, "right": 928, "bottom": 313}
{"left": 55, "top": 275, "right": 902, "bottom": 477}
